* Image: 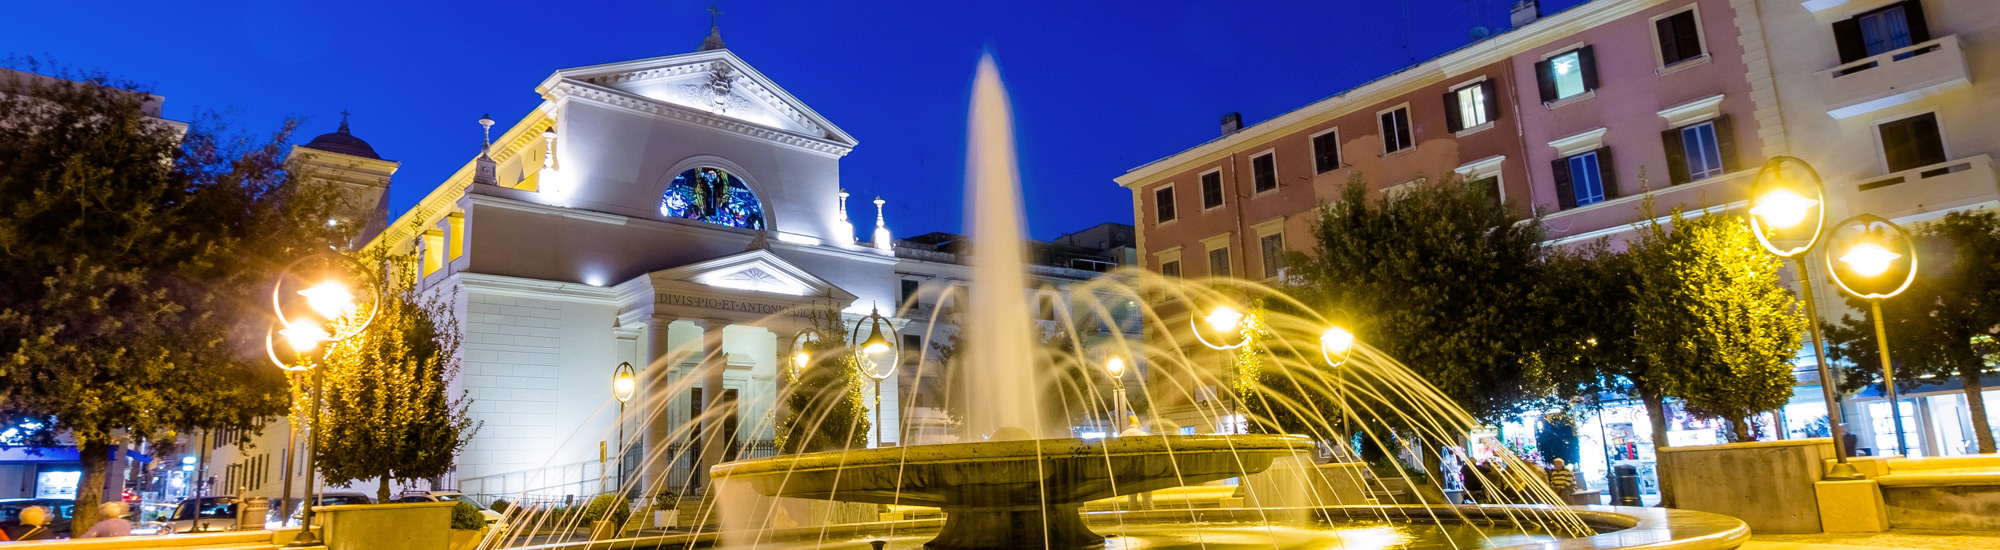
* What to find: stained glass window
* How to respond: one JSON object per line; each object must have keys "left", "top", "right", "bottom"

{"left": 660, "top": 167, "right": 767, "bottom": 230}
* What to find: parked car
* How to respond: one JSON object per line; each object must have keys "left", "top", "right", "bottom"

{"left": 394, "top": 491, "right": 503, "bottom": 524}
{"left": 276, "top": 492, "right": 376, "bottom": 527}
{"left": 164, "top": 496, "right": 242, "bottom": 534}
{"left": 0, "top": 498, "right": 75, "bottom": 538}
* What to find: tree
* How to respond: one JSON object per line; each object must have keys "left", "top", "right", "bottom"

{"left": 1824, "top": 210, "right": 2000, "bottom": 454}
{"left": 0, "top": 61, "right": 344, "bottom": 531}
{"left": 774, "top": 300, "right": 869, "bottom": 453}
{"left": 1286, "top": 174, "right": 1548, "bottom": 426}
{"left": 310, "top": 250, "right": 478, "bottom": 502}
{"left": 1630, "top": 210, "right": 1800, "bottom": 442}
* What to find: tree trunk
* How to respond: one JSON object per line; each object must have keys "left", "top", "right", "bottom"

{"left": 73, "top": 440, "right": 113, "bottom": 535}
{"left": 1638, "top": 385, "right": 1675, "bottom": 508}
{"left": 1728, "top": 416, "right": 1752, "bottom": 443}
{"left": 1963, "top": 361, "right": 1996, "bottom": 454}
{"left": 379, "top": 476, "right": 392, "bottom": 503}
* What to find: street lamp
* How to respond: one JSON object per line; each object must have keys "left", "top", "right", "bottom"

{"left": 1319, "top": 326, "right": 1355, "bottom": 368}
{"left": 1746, "top": 156, "right": 1862, "bottom": 479}
{"left": 850, "top": 306, "right": 899, "bottom": 448}
{"left": 264, "top": 252, "right": 379, "bottom": 546}
{"left": 1105, "top": 356, "right": 1129, "bottom": 436}
{"left": 1193, "top": 304, "right": 1253, "bottom": 434}
{"left": 612, "top": 362, "right": 636, "bottom": 488}
{"left": 1825, "top": 214, "right": 1918, "bottom": 457}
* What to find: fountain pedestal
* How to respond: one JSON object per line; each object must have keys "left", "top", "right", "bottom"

{"left": 712, "top": 435, "right": 1315, "bottom": 550}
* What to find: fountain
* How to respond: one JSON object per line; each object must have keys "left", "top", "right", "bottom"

{"left": 479, "top": 55, "right": 1752, "bottom": 550}
{"left": 710, "top": 56, "right": 1316, "bottom": 549}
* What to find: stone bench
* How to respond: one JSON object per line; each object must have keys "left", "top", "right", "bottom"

{"left": 1835, "top": 454, "right": 2000, "bottom": 530}
{"left": 1876, "top": 455, "right": 2000, "bottom": 487}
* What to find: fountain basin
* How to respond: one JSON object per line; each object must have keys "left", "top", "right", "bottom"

{"left": 711, "top": 434, "right": 1315, "bottom": 549}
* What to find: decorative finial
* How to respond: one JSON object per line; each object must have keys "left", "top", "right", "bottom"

{"left": 698, "top": 2, "right": 727, "bottom": 51}
{"left": 873, "top": 196, "right": 886, "bottom": 229}
{"left": 479, "top": 114, "right": 495, "bottom": 148}
{"left": 338, "top": 109, "right": 352, "bottom": 133}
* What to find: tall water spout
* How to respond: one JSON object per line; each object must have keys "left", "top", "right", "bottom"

{"left": 964, "top": 55, "right": 1038, "bottom": 439}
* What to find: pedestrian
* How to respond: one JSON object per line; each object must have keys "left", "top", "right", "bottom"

{"left": 1460, "top": 461, "right": 1486, "bottom": 504}
{"left": 4, "top": 505, "right": 55, "bottom": 541}
{"left": 1549, "top": 458, "right": 1577, "bottom": 498}
{"left": 78, "top": 501, "right": 134, "bottom": 538}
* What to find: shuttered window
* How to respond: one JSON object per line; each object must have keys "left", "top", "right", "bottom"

{"left": 1379, "top": 107, "right": 1413, "bottom": 154}
{"left": 1201, "top": 172, "right": 1224, "bottom": 209}
{"left": 1251, "top": 153, "right": 1278, "bottom": 193}
{"left": 1535, "top": 46, "right": 1599, "bottom": 103}
{"left": 1208, "top": 247, "right": 1231, "bottom": 278}
{"left": 1655, "top": 10, "right": 1705, "bottom": 66}
{"left": 1443, "top": 80, "right": 1499, "bottom": 132}
{"left": 1259, "top": 233, "right": 1285, "bottom": 279}
{"left": 1878, "top": 113, "right": 1946, "bottom": 173}
{"left": 1661, "top": 115, "right": 1738, "bottom": 185}
{"left": 1832, "top": 1, "right": 1931, "bottom": 63}
{"left": 1311, "top": 131, "right": 1341, "bottom": 173}
{"left": 1154, "top": 186, "right": 1176, "bottom": 224}
{"left": 1552, "top": 148, "right": 1617, "bottom": 209}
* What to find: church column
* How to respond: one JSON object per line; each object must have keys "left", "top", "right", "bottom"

{"left": 641, "top": 319, "right": 677, "bottom": 495}
{"left": 696, "top": 319, "right": 730, "bottom": 492}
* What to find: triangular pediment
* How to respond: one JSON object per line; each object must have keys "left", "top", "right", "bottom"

{"left": 540, "top": 50, "right": 857, "bottom": 149}
{"left": 650, "top": 249, "right": 856, "bottom": 302}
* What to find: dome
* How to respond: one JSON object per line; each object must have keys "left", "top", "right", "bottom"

{"left": 302, "top": 118, "right": 381, "bottom": 160}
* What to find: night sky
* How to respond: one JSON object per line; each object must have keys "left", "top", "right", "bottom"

{"left": 7, "top": 0, "right": 1583, "bottom": 240}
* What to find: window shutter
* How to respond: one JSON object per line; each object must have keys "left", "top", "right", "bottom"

{"left": 1656, "top": 17, "right": 1683, "bottom": 65}
{"left": 1596, "top": 148, "right": 1620, "bottom": 200}
{"left": 1534, "top": 59, "right": 1557, "bottom": 103}
{"left": 1552, "top": 158, "right": 1576, "bottom": 209}
{"left": 1662, "top": 128, "right": 1691, "bottom": 185}
{"left": 1480, "top": 80, "right": 1501, "bottom": 123}
{"left": 1911, "top": 114, "right": 1945, "bottom": 168}
{"left": 1832, "top": 18, "right": 1868, "bottom": 64}
{"left": 1902, "top": 0, "right": 1931, "bottom": 44}
{"left": 1712, "top": 115, "right": 1740, "bottom": 173}
{"left": 1674, "top": 14, "right": 1703, "bottom": 61}
{"left": 1577, "top": 46, "right": 1600, "bottom": 91}
{"left": 1443, "top": 90, "right": 1464, "bottom": 132}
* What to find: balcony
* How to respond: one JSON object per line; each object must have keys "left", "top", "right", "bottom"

{"left": 1851, "top": 154, "right": 1998, "bottom": 220}
{"left": 1817, "top": 35, "right": 1971, "bottom": 119}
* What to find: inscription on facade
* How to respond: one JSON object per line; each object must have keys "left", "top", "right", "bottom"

{"left": 657, "top": 293, "right": 790, "bottom": 315}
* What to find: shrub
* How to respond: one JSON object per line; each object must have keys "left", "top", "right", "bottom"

{"left": 578, "top": 494, "right": 630, "bottom": 527}
{"left": 450, "top": 501, "right": 486, "bottom": 530}
{"left": 489, "top": 499, "right": 511, "bottom": 514}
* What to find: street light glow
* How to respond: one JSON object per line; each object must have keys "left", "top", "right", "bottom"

{"left": 612, "top": 372, "right": 635, "bottom": 402}
{"left": 1105, "top": 357, "right": 1126, "bottom": 379}
{"left": 793, "top": 352, "right": 811, "bottom": 369}
{"left": 298, "top": 281, "right": 356, "bottom": 319}
{"left": 1840, "top": 243, "right": 1901, "bottom": 277}
{"left": 1205, "top": 306, "right": 1244, "bottom": 333}
{"left": 1321, "top": 326, "right": 1355, "bottom": 367}
{"left": 281, "top": 319, "right": 331, "bottom": 351}
{"left": 1750, "top": 189, "right": 1818, "bottom": 228}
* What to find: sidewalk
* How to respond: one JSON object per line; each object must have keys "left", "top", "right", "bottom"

{"left": 1747, "top": 529, "right": 2000, "bottom": 550}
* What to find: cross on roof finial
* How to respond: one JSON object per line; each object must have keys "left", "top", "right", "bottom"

{"left": 708, "top": 2, "right": 722, "bottom": 28}
{"left": 337, "top": 109, "right": 352, "bottom": 133}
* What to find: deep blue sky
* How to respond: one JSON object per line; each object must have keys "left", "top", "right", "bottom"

{"left": 7, "top": 0, "right": 1582, "bottom": 240}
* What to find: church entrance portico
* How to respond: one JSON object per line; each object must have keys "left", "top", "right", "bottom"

{"left": 615, "top": 248, "right": 856, "bottom": 495}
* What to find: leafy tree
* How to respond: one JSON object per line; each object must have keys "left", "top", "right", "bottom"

{"left": 1286, "top": 174, "right": 1548, "bottom": 426}
{"left": 1631, "top": 210, "right": 1800, "bottom": 442}
{"left": 0, "top": 61, "right": 344, "bottom": 531}
{"left": 774, "top": 301, "right": 869, "bottom": 453}
{"left": 1824, "top": 210, "right": 2000, "bottom": 454}
{"left": 310, "top": 250, "right": 478, "bottom": 501}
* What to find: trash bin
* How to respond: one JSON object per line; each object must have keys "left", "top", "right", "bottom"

{"left": 1612, "top": 465, "right": 1642, "bottom": 506}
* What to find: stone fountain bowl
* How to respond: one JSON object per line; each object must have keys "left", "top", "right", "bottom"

{"left": 711, "top": 434, "right": 1315, "bottom": 550}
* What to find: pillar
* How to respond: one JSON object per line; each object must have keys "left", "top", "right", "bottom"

{"left": 696, "top": 319, "right": 729, "bottom": 492}
{"left": 641, "top": 319, "right": 677, "bottom": 494}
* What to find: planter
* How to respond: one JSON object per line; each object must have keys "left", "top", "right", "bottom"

{"left": 449, "top": 527, "right": 488, "bottom": 550}
{"left": 1656, "top": 438, "right": 1834, "bottom": 534}
{"left": 590, "top": 519, "right": 617, "bottom": 540}
{"left": 317, "top": 501, "right": 455, "bottom": 550}
{"left": 654, "top": 509, "right": 679, "bottom": 529}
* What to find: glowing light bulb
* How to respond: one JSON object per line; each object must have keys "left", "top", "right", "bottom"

{"left": 1840, "top": 243, "right": 1901, "bottom": 276}
{"left": 1321, "top": 327, "right": 1355, "bottom": 355}
{"left": 613, "top": 374, "right": 636, "bottom": 402}
{"left": 863, "top": 341, "right": 890, "bottom": 355}
{"left": 1106, "top": 357, "right": 1127, "bottom": 379}
{"left": 793, "top": 352, "right": 811, "bottom": 369}
{"left": 1205, "top": 306, "right": 1244, "bottom": 333}
{"left": 281, "top": 319, "right": 331, "bottom": 351}
{"left": 298, "top": 281, "right": 356, "bottom": 319}
{"left": 1750, "top": 189, "right": 1818, "bottom": 228}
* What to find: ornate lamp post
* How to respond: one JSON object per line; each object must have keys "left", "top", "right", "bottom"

{"left": 612, "top": 362, "right": 636, "bottom": 487}
{"left": 265, "top": 252, "right": 379, "bottom": 545}
{"left": 1105, "top": 357, "right": 1129, "bottom": 436}
{"left": 851, "top": 307, "right": 899, "bottom": 448}
{"left": 1746, "top": 156, "right": 1861, "bottom": 479}
{"left": 1200, "top": 306, "right": 1248, "bottom": 436}
{"left": 1320, "top": 326, "right": 1355, "bottom": 445}
{"left": 1825, "top": 214, "right": 1919, "bottom": 457}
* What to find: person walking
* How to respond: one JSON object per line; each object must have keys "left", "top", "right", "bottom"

{"left": 78, "top": 501, "right": 135, "bottom": 538}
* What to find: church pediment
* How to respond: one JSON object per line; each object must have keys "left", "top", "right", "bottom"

{"left": 540, "top": 50, "right": 857, "bottom": 149}
{"left": 649, "top": 248, "right": 856, "bottom": 303}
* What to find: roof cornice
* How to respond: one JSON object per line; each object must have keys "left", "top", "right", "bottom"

{"left": 546, "top": 79, "right": 853, "bottom": 158}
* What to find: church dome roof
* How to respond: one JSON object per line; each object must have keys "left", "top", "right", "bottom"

{"left": 302, "top": 118, "right": 381, "bottom": 160}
